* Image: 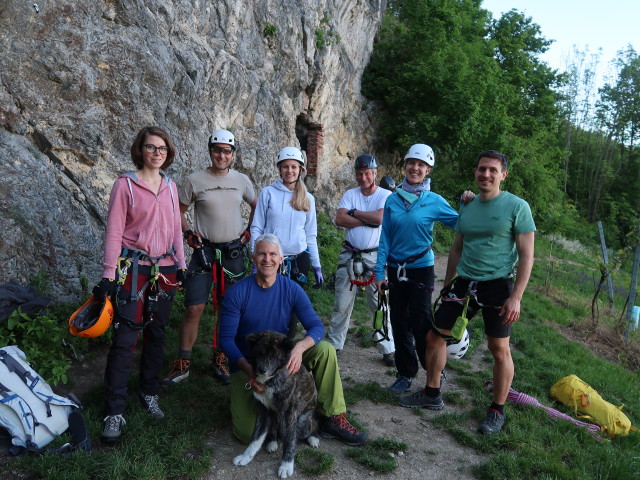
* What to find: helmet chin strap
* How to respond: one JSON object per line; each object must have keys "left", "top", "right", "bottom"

{"left": 360, "top": 182, "right": 376, "bottom": 194}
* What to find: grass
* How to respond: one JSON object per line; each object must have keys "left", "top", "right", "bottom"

{"left": 7, "top": 230, "right": 640, "bottom": 479}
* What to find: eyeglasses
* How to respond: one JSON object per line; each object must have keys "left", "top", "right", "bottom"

{"left": 210, "top": 146, "right": 234, "bottom": 155}
{"left": 144, "top": 144, "right": 168, "bottom": 155}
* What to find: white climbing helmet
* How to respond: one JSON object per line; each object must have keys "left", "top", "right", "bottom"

{"left": 208, "top": 129, "right": 236, "bottom": 151}
{"left": 404, "top": 143, "right": 435, "bottom": 166}
{"left": 447, "top": 329, "right": 470, "bottom": 359}
{"left": 276, "top": 146, "right": 305, "bottom": 169}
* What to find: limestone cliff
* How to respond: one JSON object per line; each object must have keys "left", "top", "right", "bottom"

{"left": 0, "top": 0, "right": 385, "bottom": 300}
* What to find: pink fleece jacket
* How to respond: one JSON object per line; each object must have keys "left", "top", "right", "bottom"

{"left": 101, "top": 172, "right": 186, "bottom": 279}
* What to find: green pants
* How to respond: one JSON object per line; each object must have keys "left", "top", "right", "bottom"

{"left": 230, "top": 340, "right": 346, "bottom": 444}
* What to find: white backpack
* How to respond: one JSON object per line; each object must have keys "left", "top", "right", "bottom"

{"left": 0, "top": 345, "right": 88, "bottom": 454}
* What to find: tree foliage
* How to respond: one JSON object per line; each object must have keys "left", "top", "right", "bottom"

{"left": 363, "top": 1, "right": 638, "bottom": 249}
{"left": 362, "top": 0, "right": 565, "bottom": 225}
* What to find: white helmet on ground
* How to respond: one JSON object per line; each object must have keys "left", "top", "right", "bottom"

{"left": 208, "top": 129, "right": 236, "bottom": 150}
{"left": 277, "top": 146, "right": 305, "bottom": 169}
{"left": 404, "top": 143, "right": 435, "bottom": 166}
{"left": 447, "top": 329, "right": 470, "bottom": 359}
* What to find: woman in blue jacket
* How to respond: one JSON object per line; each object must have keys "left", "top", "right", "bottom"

{"left": 375, "top": 144, "right": 459, "bottom": 396}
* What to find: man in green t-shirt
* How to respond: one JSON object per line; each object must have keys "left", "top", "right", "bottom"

{"left": 398, "top": 150, "right": 536, "bottom": 435}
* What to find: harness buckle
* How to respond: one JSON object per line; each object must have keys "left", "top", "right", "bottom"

{"left": 397, "top": 263, "right": 408, "bottom": 282}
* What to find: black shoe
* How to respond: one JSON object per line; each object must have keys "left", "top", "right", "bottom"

{"left": 212, "top": 351, "right": 231, "bottom": 385}
{"left": 319, "top": 413, "right": 367, "bottom": 446}
{"left": 478, "top": 409, "right": 506, "bottom": 434}
{"left": 397, "top": 389, "right": 444, "bottom": 410}
{"left": 101, "top": 415, "right": 126, "bottom": 443}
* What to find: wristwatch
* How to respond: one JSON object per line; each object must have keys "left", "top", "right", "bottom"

{"left": 347, "top": 209, "right": 356, "bottom": 217}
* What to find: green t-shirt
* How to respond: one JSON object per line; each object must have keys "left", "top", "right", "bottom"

{"left": 455, "top": 191, "right": 536, "bottom": 281}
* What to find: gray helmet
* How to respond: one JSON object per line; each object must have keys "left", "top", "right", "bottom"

{"left": 379, "top": 176, "right": 396, "bottom": 191}
{"left": 354, "top": 154, "right": 377, "bottom": 170}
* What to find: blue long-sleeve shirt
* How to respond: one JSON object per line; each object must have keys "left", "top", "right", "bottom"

{"left": 375, "top": 191, "right": 459, "bottom": 280}
{"left": 219, "top": 274, "right": 325, "bottom": 371}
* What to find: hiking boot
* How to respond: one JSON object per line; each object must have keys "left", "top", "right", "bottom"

{"left": 102, "top": 415, "right": 126, "bottom": 443}
{"left": 319, "top": 413, "right": 367, "bottom": 446}
{"left": 397, "top": 389, "right": 445, "bottom": 410}
{"left": 478, "top": 409, "right": 506, "bottom": 434}
{"left": 387, "top": 376, "right": 412, "bottom": 395}
{"left": 382, "top": 353, "right": 395, "bottom": 367}
{"left": 212, "top": 350, "right": 231, "bottom": 385}
{"left": 139, "top": 394, "right": 165, "bottom": 420}
{"left": 161, "top": 358, "right": 190, "bottom": 385}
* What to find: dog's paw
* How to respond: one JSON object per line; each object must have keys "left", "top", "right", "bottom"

{"left": 233, "top": 453, "right": 253, "bottom": 466}
{"left": 278, "top": 460, "right": 295, "bottom": 478}
{"left": 307, "top": 435, "right": 320, "bottom": 448}
{"left": 266, "top": 440, "right": 278, "bottom": 453}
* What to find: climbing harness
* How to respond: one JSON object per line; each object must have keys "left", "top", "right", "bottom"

{"left": 114, "top": 247, "right": 178, "bottom": 330}
{"left": 388, "top": 246, "right": 432, "bottom": 283}
{"left": 337, "top": 241, "right": 377, "bottom": 290}
{"left": 280, "top": 251, "right": 309, "bottom": 285}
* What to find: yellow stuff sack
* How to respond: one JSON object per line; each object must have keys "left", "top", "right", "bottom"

{"left": 550, "top": 374, "right": 638, "bottom": 438}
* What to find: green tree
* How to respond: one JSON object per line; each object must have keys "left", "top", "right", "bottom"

{"left": 362, "top": 0, "right": 565, "bottom": 222}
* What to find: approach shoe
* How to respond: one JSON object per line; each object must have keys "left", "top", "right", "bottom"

{"left": 319, "top": 413, "right": 367, "bottom": 446}
{"left": 161, "top": 358, "right": 190, "bottom": 385}
{"left": 397, "top": 389, "right": 445, "bottom": 410}
{"left": 382, "top": 353, "right": 395, "bottom": 367}
{"left": 139, "top": 394, "right": 165, "bottom": 420}
{"left": 212, "top": 350, "right": 231, "bottom": 385}
{"left": 387, "top": 376, "right": 412, "bottom": 395}
{"left": 478, "top": 409, "right": 506, "bottom": 434}
{"left": 102, "top": 414, "right": 126, "bottom": 443}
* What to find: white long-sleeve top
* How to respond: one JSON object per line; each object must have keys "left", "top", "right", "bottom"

{"left": 250, "top": 179, "right": 320, "bottom": 268}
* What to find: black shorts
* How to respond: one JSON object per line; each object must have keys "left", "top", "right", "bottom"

{"left": 433, "top": 277, "right": 514, "bottom": 338}
{"left": 184, "top": 241, "right": 248, "bottom": 307}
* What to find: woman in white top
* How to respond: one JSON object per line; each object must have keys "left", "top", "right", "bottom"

{"left": 250, "top": 147, "right": 324, "bottom": 335}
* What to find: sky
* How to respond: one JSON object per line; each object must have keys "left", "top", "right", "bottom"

{"left": 481, "top": 0, "right": 638, "bottom": 84}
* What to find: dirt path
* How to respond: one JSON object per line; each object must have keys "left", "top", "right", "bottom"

{"left": 205, "top": 254, "right": 489, "bottom": 479}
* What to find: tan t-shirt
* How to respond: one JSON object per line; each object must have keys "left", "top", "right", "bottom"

{"left": 179, "top": 169, "right": 256, "bottom": 243}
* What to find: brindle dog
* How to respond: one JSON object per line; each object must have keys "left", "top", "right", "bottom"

{"left": 233, "top": 330, "right": 319, "bottom": 478}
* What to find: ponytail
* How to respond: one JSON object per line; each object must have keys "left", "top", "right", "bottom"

{"left": 290, "top": 179, "right": 310, "bottom": 212}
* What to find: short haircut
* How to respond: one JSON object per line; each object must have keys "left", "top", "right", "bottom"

{"left": 475, "top": 150, "right": 509, "bottom": 171}
{"left": 253, "top": 234, "right": 284, "bottom": 257}
{"left": 130, "top": 126, "right": 176, "bottom": 171}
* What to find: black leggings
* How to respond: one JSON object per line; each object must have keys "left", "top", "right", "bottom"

{"left": 388, "top": 266, "right": 434, "bottom": 379}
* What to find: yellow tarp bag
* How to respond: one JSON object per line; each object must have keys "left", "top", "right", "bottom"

{"left": 550, "top": 374, "right": 639, "bottom": 438}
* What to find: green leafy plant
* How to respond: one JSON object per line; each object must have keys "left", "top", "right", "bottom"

{"left": 1, "top": 309, "right": 72, "bottom": 384}
{"left": 263, "top": 23, "right": 277, "bottom": 37}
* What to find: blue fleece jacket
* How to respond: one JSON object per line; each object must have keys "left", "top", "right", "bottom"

{"left": 375, "top": 190, "right": 459, "bottom": 280}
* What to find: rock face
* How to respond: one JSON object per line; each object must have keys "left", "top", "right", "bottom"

{"left": 0, "top": 0, "right": 385, "bottom": 301}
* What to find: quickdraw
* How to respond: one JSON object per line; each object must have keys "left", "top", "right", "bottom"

{"left": 372, "top": 289, "right": 390, "bottom": 343}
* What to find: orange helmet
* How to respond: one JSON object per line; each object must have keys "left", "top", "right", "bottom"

{"left": 69, "top": 296, "right": 114, "bottom": 338}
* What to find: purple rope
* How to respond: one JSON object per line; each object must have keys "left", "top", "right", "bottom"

{"left": 485, "top": 381, "right": 601, "bottom": 437}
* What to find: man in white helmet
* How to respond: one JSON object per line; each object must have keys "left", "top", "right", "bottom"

{"left": 326, "top": 154, "right": 395, "bottom": 366}
{"left": 163, "top": 129, "right": 257, "bottom": 386}
{"left": 404, "top": 150, "right": 535, "bottom": 437}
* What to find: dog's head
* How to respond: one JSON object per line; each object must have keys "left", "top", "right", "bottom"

{"left": 246, "top": 330, "right": 295, "bottom": 381}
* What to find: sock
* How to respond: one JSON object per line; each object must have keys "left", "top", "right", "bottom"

{"left": 425, "top": 386, "right": 440, "bottom": 397}
{"left": 490, "top": 402, "right": 504, "bottom": 415}
{"left": 179, "top": 349, "right": 192, "bottom": 360}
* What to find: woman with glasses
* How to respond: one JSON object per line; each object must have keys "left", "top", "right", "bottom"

{"left": 91, "top": 126, "right": 186, "bottom": 443}
{"left": 250, "top": 146, "right": 324, "bottom": 338}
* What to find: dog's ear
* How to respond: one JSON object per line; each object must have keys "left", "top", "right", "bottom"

{"left": 246, "top": 332, "right": 260, "bottom": 352}
{"left": 280, "top": 336, "right": 296, "bottom": 353}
